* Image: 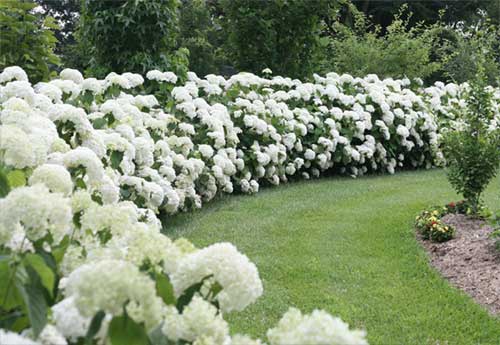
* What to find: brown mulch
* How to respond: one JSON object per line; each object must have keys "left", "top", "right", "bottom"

{"left": 418, "top": 214, "right": 500, "bottom": 315}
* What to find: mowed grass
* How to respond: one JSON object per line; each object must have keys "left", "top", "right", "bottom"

{"left": 164, "top": 169, "right": 500, "bottom": 345}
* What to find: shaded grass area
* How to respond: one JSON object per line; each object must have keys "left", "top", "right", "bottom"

{"left": 164, "top": 169, "right": 500, "bottom": 345}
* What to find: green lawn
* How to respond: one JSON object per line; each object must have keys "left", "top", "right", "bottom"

{"left": 164, "top": 169, "right": 500, "bottom": 345}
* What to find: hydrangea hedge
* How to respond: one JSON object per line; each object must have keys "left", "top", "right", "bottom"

{"left": 0, "top": 66, "right": 498, "bottom": 345}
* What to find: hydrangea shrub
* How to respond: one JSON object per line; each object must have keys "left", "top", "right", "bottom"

{"left": 0, "top": 65, "right": 498, "bottom": 344}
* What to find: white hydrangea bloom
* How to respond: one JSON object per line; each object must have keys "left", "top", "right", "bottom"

{"left": 102, "top": 223, "right": 184, "bottom": 273}
{"left": 171, "top": 243, "right": 263, "bottom": 313}
{"left": 0, "top": 329, "right": 39, "bottom": 345}
{"left": 230, "top": 334, "right": 265, "bottom": 345}
{"left": 81, "top": 78, "right": 104, "bottom": 94}
{"left": 37, "top": 325, "right": 68, "bottom": 345}
{"left": 60, "top": 68, "right": 84, "bottom": 84}
{"left": 198, "top": 144, "right": 214, "bottom": 158}
{"left": 105, "top": 72, "right": 131, "bottom": 89}
{"left": 162, "top": 296, "right": 229, "bottom": 344}
{"left": 0, "top": 125, "right": 47, "bottom": 168}
{"left": 64, "top": 259, "right": 164, "bottom": 330}
{"left": 2, "top": 80, "right": 36, "bottom": 105}
{"left": 146, "top": 70, "right": 178, "bottom": 83}
{"left": 396, "top": 125, "right": 410, "bottom": 138}
{"left": 29, "top": 164, "right": 73, "bottom": 196}
{"left": 0, "top": 184, "right": 71, "bottom": 246}
{"left": 63, "top": 147, "right": 104, "bottom": 186}
{"left": 34, "top": 82, "right": 63, "bottom": 102}
{"left": 49, "top": 79, "right": 81, "bottom": 97}
{"left": 267, "top": 308, "right": 368, "bottom": 345}
{"left": 0, "top": 66, "right": 28, "bottom": 83}
{"left": 52, "top": 297, "right": 111, "bottom": 342}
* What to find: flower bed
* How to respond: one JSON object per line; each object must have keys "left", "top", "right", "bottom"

{"left": 0, "top": 66, "right": 498, "bottom": 344}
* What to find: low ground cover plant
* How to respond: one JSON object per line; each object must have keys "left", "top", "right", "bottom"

{"left": 415, "top": 206, "right": 455, "bottom": 242}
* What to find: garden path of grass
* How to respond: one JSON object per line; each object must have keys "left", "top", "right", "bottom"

{"left": 164, "top": 169, "right": 500, "bottom": 345}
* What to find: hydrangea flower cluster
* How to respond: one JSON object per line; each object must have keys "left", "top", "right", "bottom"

{"left": 422, "top": 81, "right": 500, "bottom": 135}
{"left": 1, "top": 65, "right": 495, "bottom": 344}
{"left": 0, "top": 65, "right": 446, "bottom": 218}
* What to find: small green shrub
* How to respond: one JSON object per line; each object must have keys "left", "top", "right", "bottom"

{"left": 445, "top": 200, "right": 492, "bottom": 218}
{"left": 489, "top": 209, "right": 500, "bottom": 252}
{"left": 441, "top": 68, "right": 500, "bottom": 214}
{"left": 415, "top": 206, "right": 455, "bottom": 243}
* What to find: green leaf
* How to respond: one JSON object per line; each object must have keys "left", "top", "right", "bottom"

{"left": 6, "top": 170, "right": 26, "bottom": 188}
{"left": 210, "top": 281, "right": 223, "bottom": 299}
{"left": 52, "top": 236, "right": 70, "bottom": 264}
{"left": 85, "top": 311, "right": 106, "bottom": 345}
{"left": 93, "top": 117, "right": 107, "bottom": 129}
{"left": 15, "top": 265, "right": 48, "bottom": 337}
{"left": 0, "top": 309, "right": 24, "bottom": 330}
{"left": 24, "top": 254, "right": 56, "bottom": 299}
{"left": 108, "top": 315, "right": 149, "bottom": 345}
{"left": 76, "top": 178, "right": 87, "bottom": 189}
{"left": 0, "top": 260, "right": 23, "bottom": 310}
{"left": 155, "top": 273, "right": 176, "bottom": 306}
{"left": 35, "top": 248, "right": 57, "bottom": 273}
{"left": 7, "top": 314, "right": 29, "bottom": 333}
{"left": 0, "top": 166, "right": 10, "bottom": 197}
{"left": 176, "top": 275, "right": 212, "bottom": 312}
{"left": 110, "top": 151, "right": 124, "bottom": 170}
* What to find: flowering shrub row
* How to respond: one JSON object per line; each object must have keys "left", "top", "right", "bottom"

{"left": 0, "top": 65, "right": 497, "bottom": 344}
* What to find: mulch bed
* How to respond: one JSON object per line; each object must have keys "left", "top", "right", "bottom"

{"left": 418, "top": 214, "right": 500, "bottom": 315}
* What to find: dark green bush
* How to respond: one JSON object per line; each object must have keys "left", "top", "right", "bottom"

{"left": 79, "top": 0, "right": 188, "bottom": 78}
{"left": 220, "top": 0, "right": 339, "bottom": 78}
{"left": 178, "top": 0, "right": 227, "bottom": 77}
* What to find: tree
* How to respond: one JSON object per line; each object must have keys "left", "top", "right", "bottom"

{"left": 178, "top": 0, "right": 227, "bottom": 77}
{"left": 219, "top": 0, "right": 343, "bottom": 78}
{"left": 79, "top": 0, "right": 188, "bottom": 77}
{"left": 0, "top": 0, "right": 60, "bottom": 82}
{"left": 352, "top": 0, "right": 500, "bottom": 29}
{"left": 35, "top": 0, "right": 84, "bottom": 68}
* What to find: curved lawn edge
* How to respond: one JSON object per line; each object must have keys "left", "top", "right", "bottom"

{"left": 165, "top": 169, "right": 500, "bottom": 345}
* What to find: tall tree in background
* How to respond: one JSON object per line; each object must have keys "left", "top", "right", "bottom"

{"left": 178, "top": 0, "right": 227, "bottom": 77}
{"left": 0, "top": 0, "right": 60, "bottom": 82}
{"left": 35, "top": 0, "right": 79, "bottom": 52}
{"left": 352, "top": 0, "right": 500, "bottom": 28}
{"left": 79, "top": 0, "right": 188, "bottom": 77}
{"left": 35, "top": 0, "right": 83, "bottom": 68}
{"left": 219, "top": 0, "right": 344, "bottom": 78}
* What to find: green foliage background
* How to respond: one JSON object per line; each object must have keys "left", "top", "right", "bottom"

{"left": 79, "top": 0, "right": 188, "bottom": 78}
{"left": 1, "top": 0, "right": 499, "bottom": 82}
{"left": 0, "top": 0, "right": 60, "bottom": 82}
